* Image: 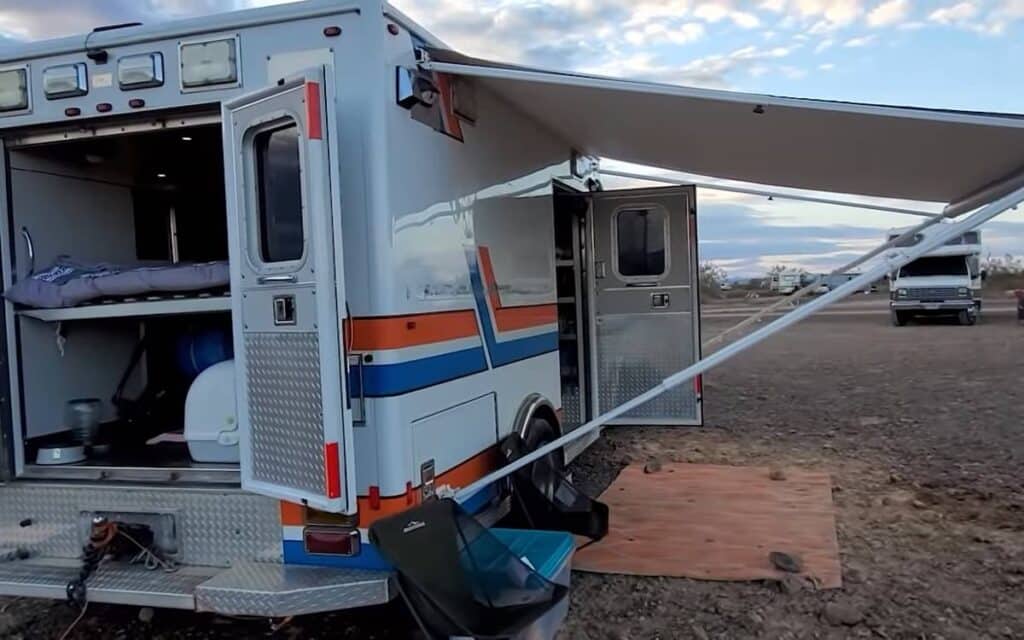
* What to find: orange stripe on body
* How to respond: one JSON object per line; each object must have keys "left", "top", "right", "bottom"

{"left": 345, "top": 310, "right": 479, "bottom": 350}
{"left": 279, "top": 446, "right": 502, "bottom": 529}
{"left": 477, "top": 246, "right": 557, "bottom": 332}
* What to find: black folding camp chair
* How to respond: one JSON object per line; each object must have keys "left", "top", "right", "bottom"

{"left": 501, "top": 433, "right": 609, "bottom": 543}
{"left": 369, "top": 498, "right": 569, "bottom": 639}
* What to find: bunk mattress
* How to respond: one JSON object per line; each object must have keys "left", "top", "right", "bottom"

{"left": 5, "top": 259, "right": 230, "bottom": 309}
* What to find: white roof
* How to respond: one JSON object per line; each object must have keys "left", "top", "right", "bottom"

{"left": 423, "top": 49, "right": 1024, "bottom": 206}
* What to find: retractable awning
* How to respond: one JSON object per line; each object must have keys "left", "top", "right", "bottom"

{"left": 420, "top": 48, "right": 1024, "bottom": 208}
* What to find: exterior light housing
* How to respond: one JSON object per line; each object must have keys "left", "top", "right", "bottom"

{"left": 957, "top": 287, "right": 969, "bottom": 297}
{"left": 118, "top": 52, "right": 164, "bottom": 89}
{"left": 43, "top": 63, "right": 88, "bottom": 100}
{"left": 180, "top": 38, "right": 238, "bottom": 89}
{"left": 897, "top": 288, "right": 908, "bottom": 297}
{"left": 0, "top": 68, "right": 29, "bottom": 112}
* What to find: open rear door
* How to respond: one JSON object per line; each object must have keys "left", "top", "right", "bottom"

{"left": 223, "top": 69, "right": 354, "bottom": 513}
{"left": 589, "top": 186, "right": 702, "bottom": 425}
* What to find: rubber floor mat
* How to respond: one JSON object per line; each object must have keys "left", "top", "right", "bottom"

{"left": 573, "top": 463, "right": 842, "bottom": 588}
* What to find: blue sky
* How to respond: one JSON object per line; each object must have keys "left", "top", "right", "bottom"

{"left": 1, "top": 0, "right": 1023, "bottom": 276}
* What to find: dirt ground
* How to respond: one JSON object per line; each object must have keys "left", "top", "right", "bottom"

{"left": 2, "top": 297, "right": 1022, "bottom": 639}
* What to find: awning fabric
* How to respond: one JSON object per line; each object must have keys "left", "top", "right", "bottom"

{"left": 422, "top": 48, "right": 1024, "bottom": 205}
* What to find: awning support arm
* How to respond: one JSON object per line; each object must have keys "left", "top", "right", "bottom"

{"left": 599, "top": 169, "right": 939, "bottom": 217}
{"left": 703, "top": 212, "right": 945, "bottom": 350}
{"left": 455, "top": 181, "right": 1024, "bottom": 504}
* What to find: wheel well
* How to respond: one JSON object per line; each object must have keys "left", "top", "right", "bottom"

{"left": 512, "top": 393, "right": 562, "bottom": 441}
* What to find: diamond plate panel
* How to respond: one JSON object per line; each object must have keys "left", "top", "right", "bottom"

{"left": 561, "top": 384, "right": 582, "bottom": 430}
{"left": 195, "top": 561, "right": 392, "bottom": 615}
{"left": 244, "top": 332, "right": 326, "bottom": 496}
{"left": 0, "top": 485, "right": 281, "bottom": 566}
{"left": 596, "top": 313, "right": 698, "bottom": 421}
{"left": 0, "top": 560, "right": 214, "bottom": 609}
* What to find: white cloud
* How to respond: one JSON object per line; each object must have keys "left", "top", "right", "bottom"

{"left": 866, "top": 0, "right": 910, "bottom": 27}
{"left": 843, "top": 34, "right": 876, "bottom": 46}
{"left": 928, "top": 2, "right": 978, "bottom": 25}
{"left": 819, "top": 62, "right": 836, "bottom": 70}
{"left": 814, "top": 37, "right": 835, "bottom": 52}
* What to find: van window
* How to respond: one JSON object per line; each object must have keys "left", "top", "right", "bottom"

{"left": 898, "top": 255, "right": 968, "bottom": 278}
{"left": 616, "top": 208, "right": 667, "bottom": 278}
{"left": 254, "top": 122, "right": 304, "bottom": 263}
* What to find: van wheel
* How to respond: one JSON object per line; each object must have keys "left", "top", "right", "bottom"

{"left": 522, "top": 417, "right": 564, "bottom": 501}
{"left": 891, "top": 311, "right": 907, "bottom": 326}
{"left": 958, "top": 310, "right": 976, "bottom": 326}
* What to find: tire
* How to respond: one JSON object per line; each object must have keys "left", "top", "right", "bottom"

{"left": 521, "top": 417, "right": 564, "bottom": 501}
{"left": 891, "top": 310, "right": 907, "bottom": 326}
{"left": 958, "top": 309, "right": 976, "bottom": 326}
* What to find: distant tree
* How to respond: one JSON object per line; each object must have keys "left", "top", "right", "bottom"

{"left": 699, "top": 262, "right": 728, "bottom": 297}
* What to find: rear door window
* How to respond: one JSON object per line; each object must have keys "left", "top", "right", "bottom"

{"left": 615, "top": 207, "right": 668, "bottom": 279}
{"left": 254, "top": 122, "right": 304, "bottom": 263}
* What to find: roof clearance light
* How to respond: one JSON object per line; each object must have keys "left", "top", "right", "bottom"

{"left": 43, "top": 63, "right": 88, "bottom": 100}
{"left": 118, "top": 52, "right": 164, "bottom": 89}
{"left": 0, "top": 68, "right": 29, "bottom": 112}
{"left": 180, "top": 38, "right": 238, "bottom": 89}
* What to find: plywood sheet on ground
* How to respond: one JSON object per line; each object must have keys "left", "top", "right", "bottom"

{"left": 573, "top": 463, "right": 842, "bottom": 589}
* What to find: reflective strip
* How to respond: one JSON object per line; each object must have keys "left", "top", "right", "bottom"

{"left": 324, "top": 441, "right": 341, "bottom": 498}
{"left": 305, "top": 81, "right": 322, "bottom": 140}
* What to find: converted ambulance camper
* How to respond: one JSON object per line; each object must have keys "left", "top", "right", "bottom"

{"left": 3, "top": 0, "right": 1024, "bottom": 632}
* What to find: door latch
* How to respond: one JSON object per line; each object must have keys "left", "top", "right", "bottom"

{"left": 651, "top": 292, "right": 670, "bottom": 308}
{"left": 273, "top": 295, "right": 297, "bottom": 325}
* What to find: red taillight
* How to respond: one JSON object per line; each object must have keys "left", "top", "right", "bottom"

{"left": 304, "top": 527, "right": 360, "bottom": 556}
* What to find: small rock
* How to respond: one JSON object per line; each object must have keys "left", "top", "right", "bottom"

{"left": 0, "top": 613, "right": 17, "bottom": 635}
{"left": 643, "top": 459, "right": 663, "bottom": 474}
{"left": 973, "top": 533, "right": 993, "bottom": 544}
{"left": 769, "top": 468, "right": 787, "bottom": 481}
{"left": 769, "top": 551, "right": 803, "bottom": 573}
{"left": 776, "top": 574, "right": 814, "bottom": 594}
{"left": 911, "top": 500, "right": 928, "bottom": 510}
{"left": 822, "top": 601, "right": 863, "bottom": 626}
{"left": 888, "top": 472, "right": 902, "bottom": 484}
{"left": 858, "top": 416, "right": 885, "bottom": 427}
{"left": 691, "top": 624, "right": 710, "bottom": 640}
{"left": 138, "top": 607, "right": 155, "bottom": 624}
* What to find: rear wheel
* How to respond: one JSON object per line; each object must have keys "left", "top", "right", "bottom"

{"left": 891, "top": 310, "right": 908, "bottom": 326}
{"left": 522, "top": 417, "right": 564, "bottom": 501}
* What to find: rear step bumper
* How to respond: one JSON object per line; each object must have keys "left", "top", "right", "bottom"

{"left": 0, "top": 558, "right": 392, "bottom": 615}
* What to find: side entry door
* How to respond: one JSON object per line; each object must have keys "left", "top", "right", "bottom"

{"left": 589, "top": 186, "right": 702, "bottom": 425}
{"left": 224, "top": 69, "right": 355, "bottom": 513}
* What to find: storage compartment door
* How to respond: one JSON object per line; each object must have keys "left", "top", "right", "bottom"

{"left": 224, "top": 69, "right": 354, "bottom": 512}
{"left": 589, "top": 186, "right": 702, "bottom": 426}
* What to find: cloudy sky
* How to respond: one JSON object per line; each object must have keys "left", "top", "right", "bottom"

{"left": 2, "top": 0, "right": 1022, "bottom": 276}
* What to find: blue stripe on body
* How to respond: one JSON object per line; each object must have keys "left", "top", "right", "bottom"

{"left": 350, "top": 346, "right": 488, "bottom": 397}
{"left": 464, "top": 247, "right": 559, "bottom": 367}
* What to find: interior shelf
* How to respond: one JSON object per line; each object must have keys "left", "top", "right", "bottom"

{"left": 18, "top": 295, "right": 232, "bottom": 322}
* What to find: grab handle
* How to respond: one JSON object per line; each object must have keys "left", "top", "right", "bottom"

{"left": 257, "top": 274, "right": 297, "bottom": 285}
{"left": 20, "top": 227, "right": 34, "bottom": 276}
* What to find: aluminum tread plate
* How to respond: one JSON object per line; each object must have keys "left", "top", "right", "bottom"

{"left": 194, "top": 561, "right": 392, "bottom": 616}
{"left": 0, "top": 485, "right": 281, "bottom": 566}
{"left": 0, "top": 560, "right": 214, "bottom": 609}
{"left": 596, "top": 313, "right": 698, "bottom": 421}
{"left": 244, "top": 332, "right": 327, "bottom": 495}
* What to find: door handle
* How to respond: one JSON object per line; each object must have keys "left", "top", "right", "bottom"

{"left": 257, "top": 274, "right": 298, "bottom": 285}
{"left": 651, "top": 292, "right": 670, "bottom": 308}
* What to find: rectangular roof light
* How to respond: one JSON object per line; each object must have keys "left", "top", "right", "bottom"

{"left": 0, "top": 68, "right": 29, "bottom": 113}
{"left": 180, "top": 37, "right": 238, "bottom": 89}
{"left": 43, "top": 63, "right": 88, "bottom": 100}
{"left": 118, "top": 53, "right": 164, "bottom": 89}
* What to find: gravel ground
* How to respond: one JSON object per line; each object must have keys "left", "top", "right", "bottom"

{"left": 2, "top": 301, "right": 1022, "bottom": 639}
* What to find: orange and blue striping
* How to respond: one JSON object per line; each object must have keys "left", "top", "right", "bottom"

{"left": 346, "top": 245, "right": 558, "bottom": 397}
{"left": 280, "top": 448, "right": 501, "bottom": 568}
